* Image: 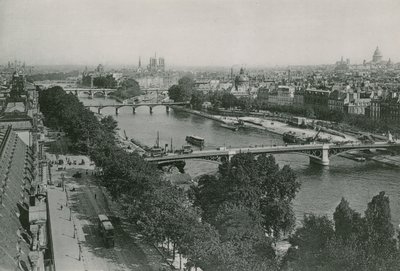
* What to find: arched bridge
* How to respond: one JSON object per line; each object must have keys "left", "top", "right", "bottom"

{"left": 85, "top": 102, "right": 189, "bottom": 114}
{"left": 64, "top": 88, "right": 117, "bottom": 98}
{"left": 145, "top": 142, "right": 400, "bottom": 166}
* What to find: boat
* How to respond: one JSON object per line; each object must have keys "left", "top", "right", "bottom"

{"left": 175, "top": 145, "right": 193, "bottom": 154}
{"left": 243, "top": 118, "right": 263, "bottom": 126}
{"left": 146, "top": 131, "right": 166, "bottom": 157}
{"left": 339, "top": 153, "right": 366, "bottom": 162}
{"left": 185, "top": 135, "right": 205, "bottom": 148}
{"left": 220, "top": 123, "right": 239, "bottom": 131}
{"left": 149, "top": 146, "right": 165, "bottom": 157}
{"left": 282, "top": 131, "right": 307, "bottom": 144}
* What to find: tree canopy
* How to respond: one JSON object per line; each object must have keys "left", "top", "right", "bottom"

{"left": 168, "top": 75, "right": 195, "bottom": 102}
{"left": 191, "top": 153, "right": 300, "bottom": 239}
{"left": 283, "top": 192, "right": 400, "bottom": 271}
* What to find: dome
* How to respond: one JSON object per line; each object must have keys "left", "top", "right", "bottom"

{"left": 236, "top": 67, "right": 249, "bottom": 82}
{"left": 373, "top": 46, "right": 382, "bottom": 57}
{"left": 237, "top": 74, "right": 249, "bottom": 82}
{"left": 372, "top": 46, "right": 383, "bottom": 63}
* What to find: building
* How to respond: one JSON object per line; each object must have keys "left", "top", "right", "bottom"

{"left": 346, "top": 92, "right": 371, "bottom": 115}
{"left": 334, "top": 56, "right": 350, "bottom": 71}
{"left": 328, "top": 90, "right": 348, "bottom": 112}
{"left": 0, "top": 125, "right": 46, "bottom": 270}
{"left": 0, "top": 71, "right": 33, "bottom": 131}
{"left": 95, "top": 64, "right": 104, "bottom": 74}
{"left": 149, "top": 56, "right": 157, "bottom": 71}
{"left": 293, "top": 88, "right": 304, "bottom": 106}
{"left": 148, "top": 54, "right": 165, "bottom": 73}
{"left": 370, "top": 96, "right": 382, "bottom": 119}
{"left": 276, "top": 86, "right": 295, "bottom": 106}
{"left": 256, "top": 87, "right": 270, "bottom": 105}
{"left": 379, "top": 93, "right": 400, "bottom": 122}
{"left": 304, "top": 88, "right": 330, "bottom": 108}
{"left": 158, "top": 58, "right": 165, "bottom": 72}
{"left": 372, "top": 47, "right": 383, "bottom": 63}
{"left": 266, "top": 86, "right": 295, "bottom": 106}
{"left": 231, "top": 67, "right": 251, "bottom": 97}
{"left": 136, "top": 75, "right": 164, "bottom": 89}
{"left": 365, "top": 46, "right": 391, "bottom": 67}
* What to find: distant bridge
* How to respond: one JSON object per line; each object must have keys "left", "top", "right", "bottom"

{"left": 85, "top": 102, "right": 189, "bottom": 114}
{"left": 64, "top": 88, "right": 117, "bottom": 98}
{"left": 145, "top": 142, "right": 400, "bottom": 166}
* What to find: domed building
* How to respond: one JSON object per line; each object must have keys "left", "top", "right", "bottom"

{"left": 234, "top": 67, "right": 250, "bottom": 93}
{"left": 372, "top": 46, "right": 383, "bottom": 63}
{"left": 366, "top": 46, "right": 391, "bottom": 67}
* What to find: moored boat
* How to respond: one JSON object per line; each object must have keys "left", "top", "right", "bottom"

{"left": 243, "top": 118, "right": 263, "bottom": 126}
{"left": 186, "top": 135, "right": 205, "bottom": 148}
{"left": 282, "top": 131, "right": 307, "bottom": 144}
{"left": 220, "top": 123, "right": 239, "bottom": 131}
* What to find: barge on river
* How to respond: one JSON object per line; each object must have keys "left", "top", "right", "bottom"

{"left": 220, "top": 123, "right": 239, "bottom": 131}
{"left": 282, "top": 131, "right": 308, "bottom": 144}
{"left": 186, "top": 135, "right": 205, "bottom": 148}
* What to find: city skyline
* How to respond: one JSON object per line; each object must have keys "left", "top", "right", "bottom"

{"left": 1, "top": 0, "right": 400, "bottom": 67}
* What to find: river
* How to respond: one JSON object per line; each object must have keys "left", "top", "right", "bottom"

{"left": 81, "top": 97, "right": 400, "bottom": 228}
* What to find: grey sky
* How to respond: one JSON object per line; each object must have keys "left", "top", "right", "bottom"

{"left": 1, "top": 0, "right": 399, "bottom": 67}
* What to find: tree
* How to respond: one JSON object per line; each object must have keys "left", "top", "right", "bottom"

{"left": 221, "top": 93, "right": 237, "bottom": 109}
{"left": 364, "top": 191, "right": 398, "bottom": 269}
{"left": 100, "top": 115, "right": 118, "bottom": 134}
{"left": 285, "top": 214, "right": 335, "bottom": 271}
{"left": 178, "top": 75, "right": 195, "bottom": 95}
{"left": 284, "top": 193, "right": 400, "bottom": 271}
{"left": 192, "top": 153, "right": 300, "bottom": 238}
{"left": 190, "top": 174, "right": 226, "bottom": 223}
{"left": 190, "top": 90, "right": 206, "bottom": 110}
{"left": 333, "top": 198, "right": 364, "bottom": 240}
{"left": 114, "top": 78, "right": 142, "bottom": 99}
{"left": 237, "top": 97, "right": 253, "bottom": 112}
{"left": 93, "top": 74, "right": 117, "bottom": 88}
{"left": 168, "top": 75, "right": 195, "bottom": 102}
{"left": 168, "top": 85, "right": 185, "bottom": 102}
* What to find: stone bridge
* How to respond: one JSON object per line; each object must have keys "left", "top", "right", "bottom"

{"left": 85, "top": 102, "right": 189, "bottom": 114}
{"left": 145, "top": 142, "right": 400, "bottom": 166}
{"left": 64, "top": 88, "right": 117, "bottom": 98}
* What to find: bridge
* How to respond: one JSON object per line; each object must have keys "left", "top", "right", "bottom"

{"left": 64, "top": 88, "right": 117, "bottom": 98}
{"left": 85, "top": 102, "right": 189, "bottom": 114}
{"left": 145, "top": 142, "right": 400, "bottom": 166}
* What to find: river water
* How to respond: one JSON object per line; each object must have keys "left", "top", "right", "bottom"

{"left": 81, "top": 97, "right": 400, "bottom": 227}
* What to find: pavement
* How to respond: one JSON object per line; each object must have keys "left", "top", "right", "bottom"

{"left": 47, "top": 152, "right": 166, "bottom": 271}
{"left": 47, "top": 186, "right": 85, "bottom": 271}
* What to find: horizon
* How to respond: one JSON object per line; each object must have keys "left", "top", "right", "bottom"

{"left": 1, "top": 0, "right": 400, "bottom": 67}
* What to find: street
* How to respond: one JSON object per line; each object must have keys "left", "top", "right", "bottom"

{"left": 49, "top": 154, "right": 167, "bottom": 271}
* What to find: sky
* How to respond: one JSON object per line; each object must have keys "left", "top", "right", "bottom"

{"left": 1, "top": 0, "right": 400, "bottom": 67}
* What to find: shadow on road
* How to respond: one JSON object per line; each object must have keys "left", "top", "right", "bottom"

{"left": 65, "top": 170, "right": 158, "bottom": 271}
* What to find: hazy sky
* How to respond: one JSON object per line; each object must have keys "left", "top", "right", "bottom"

{"left": 1, "top": 0, "right": 399, "bottom": 67}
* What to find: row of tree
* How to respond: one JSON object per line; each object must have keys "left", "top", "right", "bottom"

{"left": 26, "top": 71, "right": 80, "bottom": 83}
{"left": 81, "top": 74, "right": 117, "bottom": 88}
{"left": 167, "top": 79, "right": 345, "bottom": 122}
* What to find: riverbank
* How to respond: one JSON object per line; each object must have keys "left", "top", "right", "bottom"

{"left": 172, "top": 105, "right": 228, "bottom": 123}
{"left": 172, "top": 106, "right": 357, "bottom": 143}
{"left": 371, "top": 155, "right": 400, "bottom": 167}
{"left": 116, "top": 131, "right": 147, "bottom": 154}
